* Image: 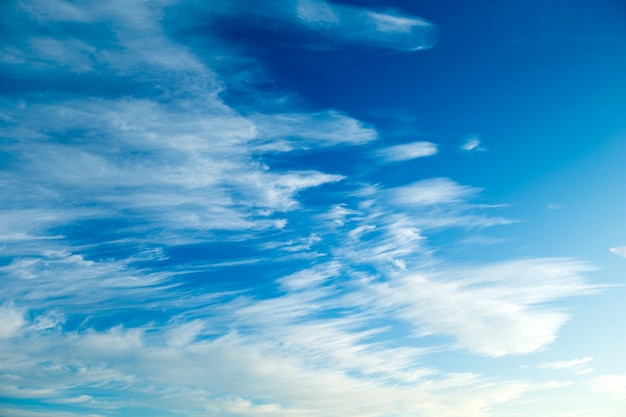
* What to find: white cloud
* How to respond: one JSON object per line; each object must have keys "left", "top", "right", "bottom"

{"left": 462, "top": 137, "right": 485, "bottom": 152}
{"left": 27, "top": 37, "right": 96, "bottom": 72}
{"left": 537, "top": 357, "right": 594, "bottom": 374}
{"left": 291, "top": 0, "right": 437, "bottom": 51}
{"left": 0, "top": 407, "right": 105, "bottom": 417}
{"left": 537, "top": 357, "right": 593, "bottom": 369}
{"left": 0, "top": 252, "right": 600, "bottom": 415}
{"left": 0, "top": 302, "right": 25, "bottom": 339}
{"left": 0, "top": 1, "right": 613, "bottom": 416}
{"left": 337, "top": 214, "right": 426, "bottom": 270}
{"left": 377, "top": 141, "right": 438, "bottom": 162}
{"left": 609, "top": 246, "right": 626, "bottom": 258}
{"left": 250, "top": 111, "right": 377, "bottom": 149}
{"left": 391, "top": 177, "right": 481, "bottom": 206}
{"left": 367, "top": 11, "right": 431, "bottom": 34}
{"left": 0, "top": 313, "right": 533, "bottom": 417}
{"left": 189, "top": 0, "right": 436, "bottom": 53}
{"left": 278, "top": 262, "right": 341, "bottom": 291}
{"left": 6, "top": 0, "right": 213, "bottom": 91}
{"left": 359, "top": 259, "right": 597, "bottom": 357}
{"left": 0, "top": 250, "right": 173, "bottom": 312}
{"left": 296, "top": 0, "right": 339, "bottom": 24}
{"left": 2, "top": 99, "right": 349, "bottom": 241}
{"left": 537, "top": 357, "right": 593, "bottom": 370}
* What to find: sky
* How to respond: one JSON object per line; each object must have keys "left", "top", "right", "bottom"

{"left": 1, "top": 0, "right": 625, "bottom": 416}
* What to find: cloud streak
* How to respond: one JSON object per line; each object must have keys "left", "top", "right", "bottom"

{"left": 390, "top": 178, "right": 481, "bottom": 206}
{"left": 377, "top": 141, "right": 438, "bottom": 162}
{"left": 537, "top": 357, "right": 594, "bottom": 374}
{"left": 286, "top": 0, "right": 438, "bottom": 51}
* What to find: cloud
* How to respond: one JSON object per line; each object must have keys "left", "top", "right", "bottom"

{"left": 311, "top": 186, "right": 596, "bottom": 358}
{"left": 0, "top": 301, "right": 25, "bottom": 339}
{"left": 26, "top": 37, "right": 96, "bottom": 72}
{"left": 390, "top": 177, "right": 481, "bottom": 206}
{"left": 537, "top": 357, "right": 594, "bottom": 374}
{"left": 296, "top": 0, "right": 340, "bottom": 24}
{"left": 3, "top": 0, "right": 213, "bottom": 92}
{"left": 334, "top": 214, "right": 427, "bottom": 270}
{"left": 1, "top": 97, "right": 348, "bottom": 245}
{"left": 537, "top": 357, "right": 592, "bottom": 370}
{"left": 609, "top": 246, "right": 626, "bottom": 258}
{"left": 0, "top": 0, "right": 612, "bottom": 416}
{"left": 377, "top": 141, "right": 438, "bottom": 162}
{"left": 462, "top": 137, "right": 485, "bottom": 152}
{"left": 0, "top": 295, "right": 535, "bottom": 417}
{"left": 190, "top": 0, "right": 436, "bottom": 53}
{"left": 292, "top": 0, "right": 438, "bottom": 51}
{"left": 0, "top": 407, "right": 105, "bottom": 417}
{"left": 358, "top": 259, "right": 596, "bottom": 357}
{"left": 250, "top": 111, "right": 377, "bottom": 149}
{"left": 278, "top": 262, "right": 342, "bottom": 291}
{"left": 0, "top": 250, "right": 174, "bottom": 313}
{"left": 367, "top": 11, "right": 431, "bottom": 34}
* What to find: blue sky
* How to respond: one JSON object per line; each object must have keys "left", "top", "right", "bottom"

{"left": 1, "top": 0, "right": 625, "bottom": 416}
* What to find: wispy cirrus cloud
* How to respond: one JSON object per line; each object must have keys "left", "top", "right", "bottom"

{"left": 377, "top": 141, "right": 438, "bottom": 162}
{"left": 390, "top": 177, "right": 481, "bottom": 206}
{"left": 282, "top": 0, "right": 438, "bottom": 51}
{"left": 349, "top": 259, "right": 597, "bottom": 357}
{"left": 178, "top": 0, "right": 436, "bottom": 53}
{"left": 537, "top": 357, "right": 594, "bottom": 374}
{"left": 0, "top": 252, "right": 597, "bottom": 415}
{"left": 0, "top": 256, "right": 540, "bottom": 417}
{"left": 462, "top": 137, "right": 485, "bottom": 152}
{"left": 250, "top": 111, "right": 378, "bottom": 149}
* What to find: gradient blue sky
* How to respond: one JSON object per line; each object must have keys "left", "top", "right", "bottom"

{"left": 1, "top": 1, "right": 626, "bottom": 416}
